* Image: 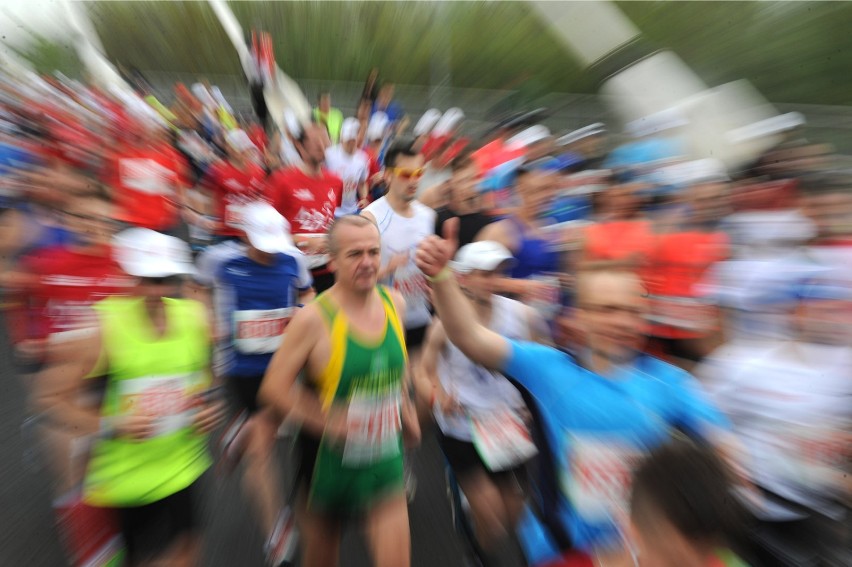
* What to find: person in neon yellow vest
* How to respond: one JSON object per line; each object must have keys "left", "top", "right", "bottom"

{"left": 36, "top": 228, "right": 226, "bottom": 567}
{"left": 313, "top": 92, "right": 344, "bottom": 144}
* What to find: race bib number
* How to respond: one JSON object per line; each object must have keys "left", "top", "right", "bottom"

{"left": 562, "top": 433, "right": 643, "bottom": 527}
{"left": 223, "top": 202, "right": 246, "bottom": 228}
{"left": 119, "top": 158, "right": 173, "bottom": 196}
{"left": 647, "top": 295, "right": 716, "bottom": 331}
{"left": 233, "top": 308, "right": 293, "bottom": 354}
{"left": 117, "top": 374, "right": 200, "bottom": 436}
{"left": 342, "top": 392, "right": 402, "bottom": 466}
{"left": 470, "top": 408, "right": 538, "bottom": 472}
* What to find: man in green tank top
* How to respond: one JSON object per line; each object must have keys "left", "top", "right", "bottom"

{"left": 261, "top": 215, "right": 421, "bottom": 567}
{"left": 36, "top": 228, "right": 226, "bottom": 567}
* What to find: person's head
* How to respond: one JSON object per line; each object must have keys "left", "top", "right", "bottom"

{"left": 318, "top": 92, "right": 331, "bottom": 113}
{"left": 687, "top": 180, "right": 729, "bottom": 227}
{"left": 793, "top": 276, "right": 852, "bottom": 345}
{"left": 295, "top": 122, "right": 329, "bottom": 169}
{"left": 113, "top": 228, "right": 196, "bottom": 300}
{"left": 328, "top": 215, "right": 382, "bottom": 293}
{"left": 604, "top": 177, "right": 644, "bottom": 219}
{"left": 448, "top": 153, "right": 481, "bottom": 212}
{"left": 630, "top": 439, "right": 746, "bottom": 567}
{"left": 515, "top": 161, "right": 558, "bottom": 217}
{"left": 798, "top": 171, "right": 852, "bottom": 240}
{"left": 450, "top": 241, "right": 515, "bottom": 302}
{"left": 65, "top": 190, "right": 117, "bottom": 248}
{"left": 383, "top": 138, "right": 425, "bottom": 204}
{"left": 575, "top": 268, "right": 648, "bottom": 366}
{"left": 340, "top": 117, "right": 361, "bottom": 154}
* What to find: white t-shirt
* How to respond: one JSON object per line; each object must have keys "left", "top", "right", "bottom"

{"left": 698, "top": 341, "right": 852, "bottom": 519}
{"left": 325, "top": 145, "right": 370, "bottom": 215}
{"left": 363, "top": 197, "right": 436, "bottom": 329}
{"left": 435, "top": 295, "right": 532, "bottom": 440}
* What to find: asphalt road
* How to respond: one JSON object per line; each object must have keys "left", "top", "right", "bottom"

{"left": 0, "top": 308, "right": 476, "bottom": 567}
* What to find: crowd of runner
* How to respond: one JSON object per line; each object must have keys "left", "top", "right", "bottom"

{"left": 0, "top": 66, "right": 850, "bottom": 567}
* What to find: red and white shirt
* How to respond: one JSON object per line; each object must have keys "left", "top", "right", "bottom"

{"left": 201, "top": 159, "right": 267, "bottom": 236}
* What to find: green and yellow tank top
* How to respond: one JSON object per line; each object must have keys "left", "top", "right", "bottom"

{"left": 84, "top": 296, "right": 212, "bottom": 507}
{"left": 314, "top": 285, "right": 407, "bottom": 466}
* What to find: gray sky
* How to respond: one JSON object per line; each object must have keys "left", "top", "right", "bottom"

{"left": 0, "top": 0, "right": 67, "bottom": 46}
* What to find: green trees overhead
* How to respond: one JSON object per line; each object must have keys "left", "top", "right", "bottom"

{"left": 19, "top": 1, "right": 852, "bottom": 106}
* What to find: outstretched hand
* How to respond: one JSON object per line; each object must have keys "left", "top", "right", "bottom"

{"left": 416, "top": 217, "right": 459, "bottom": 278}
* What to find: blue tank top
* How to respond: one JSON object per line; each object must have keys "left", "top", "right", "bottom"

{"left": 508, "top": 216, "right": 560, "bottom": 279}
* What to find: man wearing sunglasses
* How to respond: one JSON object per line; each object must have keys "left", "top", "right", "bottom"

{"left": 361, "top": 139, "right": 436, "bottom": 357}
{"left": 35, "top": 227, "right": 225, "bottom": 567}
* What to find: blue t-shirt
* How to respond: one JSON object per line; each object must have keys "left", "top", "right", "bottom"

{"left": 502, "top": 340, "right": 727, "bottom": 554}
{"left": 197, "top": 241, "right": 312, "bottom": 378}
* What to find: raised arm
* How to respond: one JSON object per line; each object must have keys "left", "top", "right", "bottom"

{"left": 416, "top": 219, "right": 509, "bottom": 371}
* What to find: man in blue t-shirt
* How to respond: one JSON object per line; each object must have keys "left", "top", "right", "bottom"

{"left": 195, "top": 201, "right": 313, "bottom": 566}
{"left": 415, "top": 221, "right": 734, "bottom": 566}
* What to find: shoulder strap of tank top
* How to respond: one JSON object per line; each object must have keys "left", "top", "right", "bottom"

{"left": 315, "top": 291, "right": 339, "bottom": 327}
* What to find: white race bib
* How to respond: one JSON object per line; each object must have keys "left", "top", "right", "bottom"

{"left": 223, "top": 202, "right": 247, "bottom": 228}
{"left": 342, "top": 392, "right": 402, "bottom": 466}
{"left": 233, "top": 308, "right": 293, "bottom": 354}
{"left": 562, "top": 433, "right": 642, "bottom": 527}
{"left": 470, "top": 408, "right": 538, "bottom": 472}
{"left": 647, "top": 295, "right": 716, "bottom": 331}
{"left": 117, "top": 373, "right": 200, "bottom": 436}
{"left": 391, "top": 263, "right": 428, "bottom": 312}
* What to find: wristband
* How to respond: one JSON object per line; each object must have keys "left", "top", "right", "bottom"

{"left": 425, "top": 267, "right": 451, "bottom": 283}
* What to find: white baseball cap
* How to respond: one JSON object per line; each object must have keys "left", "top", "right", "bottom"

{"left": 414, "top": 109, "right": 442, "bottom": 137}
{"left": 340, "top": 117, "right": 361, "bottom": 143}
{"left": 239, "top": 201, "right": 299, "bottom": 254}
{"left": 367, "top": 112, "right": 389, "bottom": 141}
{"left": 449, "top": 241, "right": 516, "bottom": 274}
{"left": 113, "top": 228, "right": 196, "bottom": 278}
{"left": 433, "top": 108, "right": 464, "bottom": 137}
{"left": 507, "top": 125, "right": 551, "bottom": 149}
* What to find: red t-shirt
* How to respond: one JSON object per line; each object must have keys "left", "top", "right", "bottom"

{"left": 201, "top": 159, "right": 267, "bottom": 236}
{"left": 108, "top": 143, "right": 189, "bottom": 231}
{"left": 266, "top": 166, "right": 343, "bottom": 236}
{"left": 21, "top": 246, "right": 136, "bottom": 340}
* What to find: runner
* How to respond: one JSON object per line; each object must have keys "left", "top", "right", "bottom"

{"left": 698, "top": 274, "right": 852, "bottom": 566}
{"left": 266, "top": 123, "right": 343, "bottom": 293}
{"left": 259, "top": 214, "right": 420, "bottom": 567}
{"left": 194, "top": 129, "right": 266, "bottom": 242}
{"left": 313, "top": 92, "right": 344, "bottom": 145}
{"left": 433, "top": 153, "right": 495, "bottom": 249}
{"left": 420, "top": 241, "right": 549, "bottom": 567}
{"left": 195, "top": 202, "right": 313, "bottom": 566}
{"left": 35, "top": 228, "right": 225, "bottom": 567}
{"left": 107, "top": 117, "right": 189, "bottom": 235}
{"left": 416, "top": 221, "right": 734, "bottom": 567}
{"left": 361, "top": 139, "right": 435, "bottom": 358}
{"left": 324, "top": 118, "right": 370, "bottom": 215}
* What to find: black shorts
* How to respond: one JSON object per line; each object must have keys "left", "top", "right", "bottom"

{"left": 404, "top": 324, "right": 429, "bottom": 350}
{"left": 437, "top": 430, "right": 528, "bottom": 486}
{"left": 117, "top": 482, "right": 201, "bottom": 564}
{"left": 226, "top": 375, "right": 264, "bottom": 414}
